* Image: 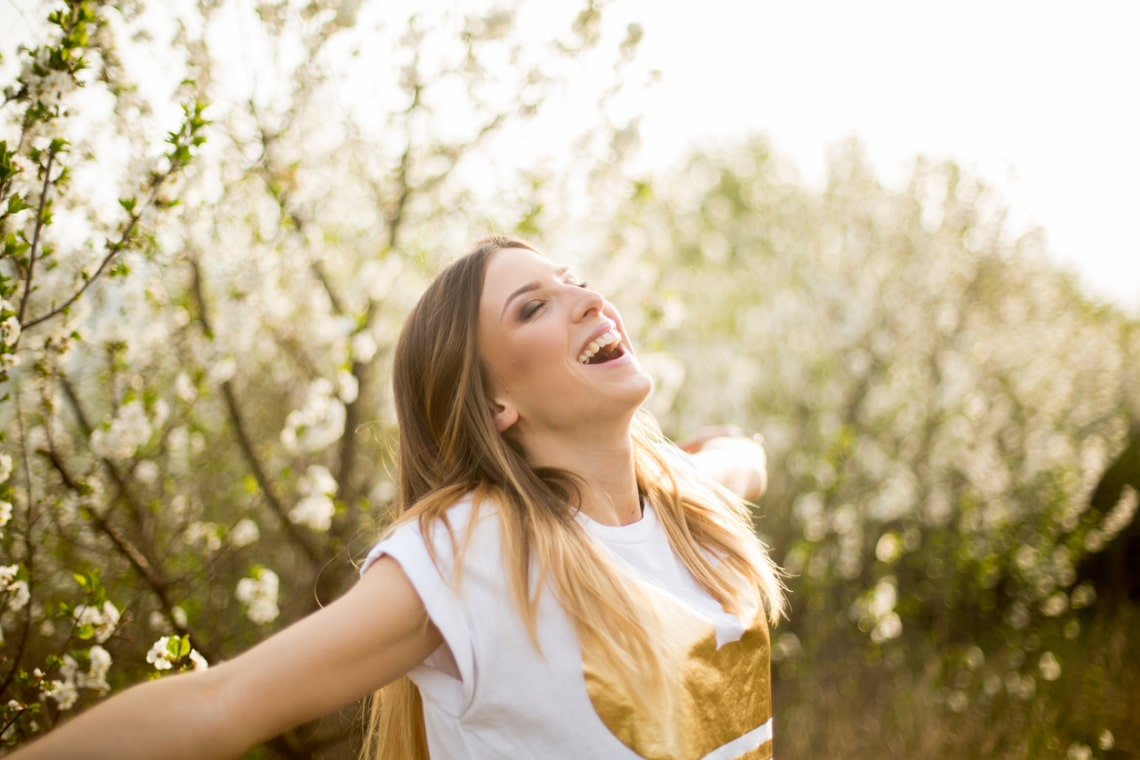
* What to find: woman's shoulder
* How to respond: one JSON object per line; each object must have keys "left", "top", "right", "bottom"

{"left": 361, "top": 491, "right": 502, "bottom": 575}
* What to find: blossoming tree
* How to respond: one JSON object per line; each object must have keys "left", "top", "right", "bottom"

{"left": 596, "top": 136, "right": 1140, "bottom": 756}
{"left": 0, "top": 0, "right": 646, "bottom": 754}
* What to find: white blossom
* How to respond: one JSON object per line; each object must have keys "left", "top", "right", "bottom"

{"left": 134, "top": 460, "right": 160, "bottom": 485}
{"left": 1066, "top": 744, "right": 1092, "bottom": 760}
{"left": 1099, "top": 730, "right": 1115, "bottom": 751}
{"left": 0, "top": 316, "right": 20, "bottom": 346}
{"left": 183, "top": 521, "right": 223, "bottom": 552}
{"left": 152, "top": 400, "right": 170, "bottom": 428}
{"left": 868, "top": 576, "right": 897, "bottom": 618}
{"left": 175, "top": 372, "right": 197, "bottom": 402}
{"left": 281, "top": 379, "right": 346, "bottom": 454}
{"left": 145, "top": 636, "right": 205, "bottom": 673}
{"left": 58, "top": 654, "right": 78, "bottom": 682}
{"left": 289, "top": 494, "right": 335, "bottom": 532}
{"left": 146, "top": 636, "right": 177, "bottom": 671}
{"left": 76, "top": 646, "right": 112, "bottom": 693}
{"left": 289, "top": 465, "right": 338, "bottom": 532}
{"left": 207, "top": 357, "right": 236, "bottom": 385}
{"left": 73, "top": 601, "right": 121, "bottom": 643}
{"left": 350, "top": 331, "right": 378, "bottom": 363}
{"left": 188, "top": 650, "right": 209, "bottom": 671}
{"left": 41, "top": 679, "right": 78, "bottom": 710}
{"left": 89, "top": 400, "right": 153, "bottom": 460}
{"left": 3, "top": 578, "right": 29, "bottom": 612}
{"left": 336, "top": 368, "right": 359, "bottom": 403}
{"left": 172, "top": 606, "right": 188, "bottom": 628}
{"left": 874, "top": 532, "right": 902, "bottom": 564}
{"left": 31, "top": 69, "right": 74, "bottom": 109}
{"left": 230, "top": 518, "right": 260, "bottom": 548}
{"left": 871, "top": 612, "right": 902, "bottom": 643}
{"left": 0, "top": 500, "right": 12, "bottom": 535}
{"left": 0, "top": 454, "right": 12, "bottom": 484}
{"left": 235, "top": 568, "right": 280, "bottom": 625}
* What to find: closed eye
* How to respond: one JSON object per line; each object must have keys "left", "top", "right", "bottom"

{"left": 519, "top": 299, "right": 545, "bottom": 321}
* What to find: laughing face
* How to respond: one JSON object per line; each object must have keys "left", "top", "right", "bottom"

{"left": 477, "top": 247, "right": 652, "bottom": 444}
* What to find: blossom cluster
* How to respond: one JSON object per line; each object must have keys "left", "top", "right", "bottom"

{"left": 0, "top": 565, "right": 30, "bottom": 613}
{"left": 288, "top": 465, "right": 338, "bottom": 532}
{"left": 280, "top": 378, "right": 347, "bottom": 454}
{"left": 89, "top": 400, "right": 167, "bottom": 461}
{"left": 235, "top": 568, "right": 280, "bottom": 625}
{"left": 230, "top": 518, "right": 260, "bottom": 548}
{"left": 0, "top": 449, "right": 12, "bottom": 539}
{"left": 146, "top": 635, "right": 208, "bottom": 672}
{"left": 72, "top": 601, "right": 121, "bottom": 643}
{"left": 39, "top": 645, "right": 113, "bottom": 711}
{"left": 0, "top": 299, "right": 20, "bottom": 354}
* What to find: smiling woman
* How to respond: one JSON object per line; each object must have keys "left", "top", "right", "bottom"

{"left": 477, "top": 244, "right": 654, "bottom": 479}
{"left": 10, "top": 235, "right": 784, "bottom": 760}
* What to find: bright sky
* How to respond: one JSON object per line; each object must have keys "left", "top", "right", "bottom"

{"left": 610, "top": 0, "right": 1140, "bottom": 312}
{"left": 3, "top": 0, "right": 1138, "bottom": 311}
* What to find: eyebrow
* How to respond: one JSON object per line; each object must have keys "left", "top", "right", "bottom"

{"left": 500, "top": 266, "right": 570, "bottom": 320}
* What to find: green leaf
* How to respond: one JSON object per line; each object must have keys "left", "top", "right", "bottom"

{"left": 4, "top": 233, "right": 30, "bottom": 259}
{"left": 7, "top": 194, "right": 30, "bottom": 214}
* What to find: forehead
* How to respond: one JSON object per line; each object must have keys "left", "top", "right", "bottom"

{"left": 481, "top": 247, "right": 557, "bottom": 299}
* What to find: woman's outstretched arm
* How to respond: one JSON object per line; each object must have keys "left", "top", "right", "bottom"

{"left": 679, "top": 425, "right": 769, "bottom": 501}
{"left": 10, "top": 555, "right": 441, "bottom": 760}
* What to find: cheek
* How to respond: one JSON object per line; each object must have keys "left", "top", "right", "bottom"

{"left": 507, "top": 332, "right": 567, "bottom": 384}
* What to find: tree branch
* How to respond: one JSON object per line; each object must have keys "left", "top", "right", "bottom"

{"left": 15, "top": 143, "right": 57, "bottom": 326}
{"left": 188, "top": 258, "right": 323, "bottom": 567}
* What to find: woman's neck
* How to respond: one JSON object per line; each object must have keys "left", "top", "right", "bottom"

{"left": 517, "top": 425, "right": 642, "bottom": 526}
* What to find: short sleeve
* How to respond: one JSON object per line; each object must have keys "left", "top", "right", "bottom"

{"left": 360, "top": 503, "right": 479, "bottom": 712}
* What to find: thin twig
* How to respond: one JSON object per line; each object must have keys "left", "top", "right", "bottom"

{"left": 16, "top": 145, "right": 57, "bottom": 325}
{"left": 22, "top": 207, "right": 143, "bottom": 330}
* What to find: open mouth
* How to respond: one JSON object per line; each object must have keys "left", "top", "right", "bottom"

{"left": 578, "top": 329, "right": 626, "bottom": 365}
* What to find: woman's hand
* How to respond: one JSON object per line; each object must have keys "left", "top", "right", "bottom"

{"left": 9, "top": 555, "right": 440, "bottom": 760}
{"left": 679, "top": 426, "right": 768, "bottom": 501}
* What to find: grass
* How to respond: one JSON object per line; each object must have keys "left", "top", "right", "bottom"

{"left": 772, "top": 604, "right": 1140, "bottom": 758}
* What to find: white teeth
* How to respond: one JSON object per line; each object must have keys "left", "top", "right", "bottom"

{"left": 578, "top": 330, "right": 621, "bottom": 364}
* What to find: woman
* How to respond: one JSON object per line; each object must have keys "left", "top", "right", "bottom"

{"left": 12, "top": 235, "right": 783, "bottom": 759}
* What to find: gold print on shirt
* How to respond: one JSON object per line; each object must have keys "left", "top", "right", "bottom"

{"left": 582, "top": 588, "right": 772, "bottom": 760}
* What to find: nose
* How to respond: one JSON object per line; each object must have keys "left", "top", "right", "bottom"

{"left": 573, "top": 285, "right": 605, "bottom": 322}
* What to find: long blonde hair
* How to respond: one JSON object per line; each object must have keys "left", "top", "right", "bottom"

{"left": 361, "top": 235, "right": 784, "bottom": 759}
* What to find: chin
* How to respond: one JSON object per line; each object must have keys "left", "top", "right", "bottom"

{"left": 614, "top": 375, "right": 653, "bottom": 417}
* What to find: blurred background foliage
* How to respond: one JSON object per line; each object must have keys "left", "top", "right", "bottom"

{"left": 0, "top": 0, "right": 1137, "bottom": 758}
{"left": 599, "top": 137, "right": 1140, "bottom": 758}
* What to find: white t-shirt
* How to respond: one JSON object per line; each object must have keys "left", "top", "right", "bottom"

{"left": 362, "top": 496, "right": 773, "bottom": 760}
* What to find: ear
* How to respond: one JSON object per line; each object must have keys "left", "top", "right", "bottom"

{"left": 491, "top": 398, "right": 518, "bottom": 434}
